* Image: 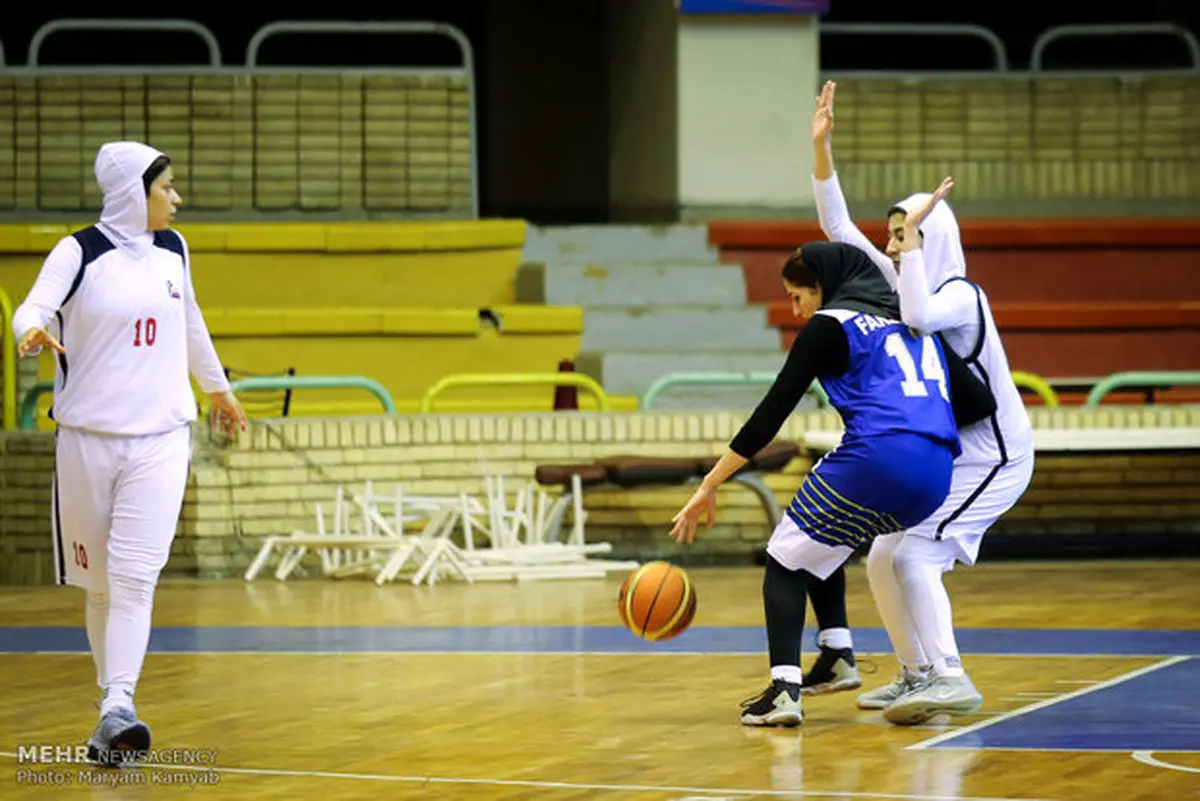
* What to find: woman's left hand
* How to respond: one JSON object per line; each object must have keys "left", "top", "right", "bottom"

{"left": 669, "top": 485, "right": 717, "bottom": 544}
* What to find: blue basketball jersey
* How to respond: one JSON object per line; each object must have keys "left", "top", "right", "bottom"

{"left": 815, "top": 309, "right": 961, "bottom": 458}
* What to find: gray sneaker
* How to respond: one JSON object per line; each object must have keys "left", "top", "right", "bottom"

{"left": 86, "top": 706, "right": 151, "bottom": 767}
{"left": 856, "top": 668, "right": 924, "bottom": 710}
{"left": 883, "top": 673, "right": 983, "bottom": 726}
{"left": 799, "top": 646, "right": 862, "bottom": 696}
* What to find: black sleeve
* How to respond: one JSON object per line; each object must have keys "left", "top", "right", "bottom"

{"left": 941, "top": 335, "right": 998, "bottom": 427}
{"left": 729, "top": 314, "right": 850, "bottom": 459}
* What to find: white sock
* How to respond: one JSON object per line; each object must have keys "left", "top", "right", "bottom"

{"left": 770, "top": 665, "right": 804, "bottom": 685}
{"left": 85, "top": 591, "right": 109, "bottom": 693}
{"left": 893, "top": 536, "right": 965, "bottom": 679}
{"left": 100, "top": 573, "right": 157, "bottom": 717}
{"left": 817, "top": 627, "right": 853, "bottom": 651}
{"left": 866, "top": 533, "right": 930, "bottom": 671}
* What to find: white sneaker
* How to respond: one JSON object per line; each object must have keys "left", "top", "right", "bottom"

{"left": 883, "top": 673, "right": 983, "bottom": 726}
{"left": 856, "top": 668, "right": 924, "bottom": 710}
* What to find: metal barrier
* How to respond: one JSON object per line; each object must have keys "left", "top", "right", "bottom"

{"left": 1, "top": 18, "right": 479, "bottom": 218}
{"left": 1032, "top": 23, "right": 1200, "bottom": 73}
{"left": 819, "top": 22, "right": 1010, "bottom": 73}
{"left": 20, "top": 374, "right": 397, "bottom": 429}
{"left": 641, "top": 371, "right": 829, "bottom": 411}
{"left": 230, "top": 375, "right": 397, "bottom": 415}
{"left": 1012, "top": 371, "right": 1060, "bottom": 409}
{"left": 18, "top": 380, "right": 53, "bottom": 431}
{"left": 420, "top": 373, "right": 611, "bottom": 413}
{"left": 1084, "top": 371, "right": 1200, "bottom": 407}
{"left": 27, "top": 18, "right": 223, "bottom": 66}
{"left": 0, "top": 287, "right": 15, "bottom": 430}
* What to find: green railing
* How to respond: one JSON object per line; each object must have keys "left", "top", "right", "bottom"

{"left": 1084, "top": 371, "right": 1200, "bottom": 407}
{"left": 0, "top": 288, "right": 15, "bottom": 430}
{"left": 230, "top": 375, "right": 397, "bottom": 414}
{"left": 18, "top": 379, "right": 54, "bottom": 431}
{"left": 420, "top": 372, "right": 611, "bottom": 413}
{"left": 641, "top": 371, "right": 829, "bottom": 411}
{"left": 18, "top": 375, "right": 397, "bottom": 430}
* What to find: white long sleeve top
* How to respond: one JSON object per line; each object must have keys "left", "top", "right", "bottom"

{"left": 12, "top": 142, "right": 229, "bottom": 436}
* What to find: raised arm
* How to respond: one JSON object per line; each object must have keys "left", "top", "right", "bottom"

{"left": 895, "top": 177, "right": 978, "bottom": 333}
{"left": 811, "top": 81, "right": 897, "bottom": 287}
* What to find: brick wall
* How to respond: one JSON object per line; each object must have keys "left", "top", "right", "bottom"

{"left": 3, "top": 407, "right": 1200, "bottom": 584}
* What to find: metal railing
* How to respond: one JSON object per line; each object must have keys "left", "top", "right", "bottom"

{"left": 1031, "top": 23, "right": 1200, "bottom": 74}
{"left": 641, "top": 371, "right": 829, "bottom": 411}
{"left": 1012, "top": 371, "right": 1059, "bottom": 409}
{"left": 420, "top": 373, "right": 612, "bottom": 413}
{"left": 27, "top": 18, "right": 223, "bottom": 66}
{"left": 0, "top": 18, "right": 479, "bottom": 218}
{"left": 0, "top": 287, "right": 15, "bottom": 430}
{"left": 820, "top": 23, "right": 1010, "bottom": 73}
{"left": 1084, "top": 371, "right": 1200, "bottom": 407}
{"left": 230, "top": 375, "right": 397, "bottom": 415}
{"left": 18, "top": 380, "right": 53, "bottom": 431}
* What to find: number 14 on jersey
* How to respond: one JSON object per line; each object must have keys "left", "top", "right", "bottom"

{"left": 885, "top": 332, "right": 948, "bottom": 401}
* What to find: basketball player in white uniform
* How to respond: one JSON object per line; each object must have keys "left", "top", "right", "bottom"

{"left": 807, "top": 81, "right": 1036, "bottom": 724}
{"left": 12, "top": 141, "right": 247, "bottom": 764}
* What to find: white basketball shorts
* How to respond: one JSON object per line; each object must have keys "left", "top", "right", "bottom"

{"left": 766, "top": 514, "right": 857, "bottom": 580}
{"left": 905, "top": 453, "right": 1035, "bottom": 567}
{"left": 51, "top": 423, "right": 192, "bottom": 591}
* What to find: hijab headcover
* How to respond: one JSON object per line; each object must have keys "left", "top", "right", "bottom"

{"left": 94, "top": 141, "right": 169, "bottom": 256}
{"left": 798, "top": 241, "right": 901, "bottom": 319}
{"left": 891, "top": 192, "right": 967, "bottom": 291}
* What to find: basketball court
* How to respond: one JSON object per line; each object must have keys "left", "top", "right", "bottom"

{"left": 0, "top": 560, "right": 1196, "bottom": 799}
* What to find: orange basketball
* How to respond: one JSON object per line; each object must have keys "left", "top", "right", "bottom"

{"left": 617, "top": 561, "right": 697, "bottom": 641}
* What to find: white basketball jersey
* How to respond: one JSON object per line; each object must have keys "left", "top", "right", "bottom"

{"left": 937, "top": 277, "right": 1035, "bottom": 467}
{"left": 13, "top": 141, "right": 228, "bottom": 436}
{"left": 17, "top": 228, "right": 225, "bottom": 436}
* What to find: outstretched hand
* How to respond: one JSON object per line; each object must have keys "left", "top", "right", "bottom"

{"left": 812, "top": 80, "right": 836, "bottom": 142}
{"left": 669, "top": 485, "right": 717, "bottom": 545}
{"left": 900, "top": 176, "right": 955, "bottom": 251}
{"left": 17, "top": 327, "right": 65, "bottom": 358}
{"left": 907, "top": 176, "right": 954, "bottom": 229}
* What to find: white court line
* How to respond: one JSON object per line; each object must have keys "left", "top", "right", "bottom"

{"left": 0, "top": 751, "right": 1055, "bottom": 801}
{"left": 0, "top": 649, "right": 1191, "bottom": 658}
{"left": 1132, "top": 750, "right": 1200, "bottom": 774}
{"left": 907, "top": 656, "right": 1190, "bottom": 751}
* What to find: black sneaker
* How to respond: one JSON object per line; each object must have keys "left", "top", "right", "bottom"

{"left": 800, "top": 646, "right": 862, "bottom": 696}
{"left": 740, "top": 679, "right": 803, "bottom": 727}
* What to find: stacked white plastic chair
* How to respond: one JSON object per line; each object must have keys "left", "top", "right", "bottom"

{"left": 244, "top": 474, "right": 639, "bottom": 585}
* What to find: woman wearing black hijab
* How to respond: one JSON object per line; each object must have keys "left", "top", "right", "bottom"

{"left": 669, "top": 239, "right": 979, "bottom": 727}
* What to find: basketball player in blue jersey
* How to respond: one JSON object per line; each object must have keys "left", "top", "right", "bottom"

{"left": 670, "top": 235, "right": 970, "bottom": 726}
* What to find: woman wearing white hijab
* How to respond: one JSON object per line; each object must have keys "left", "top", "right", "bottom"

{"left": 12, "top": 141, "right": 246, "bottom": 764}
{"left": 805, "top": 81, "right": 1035, "bottom": 725}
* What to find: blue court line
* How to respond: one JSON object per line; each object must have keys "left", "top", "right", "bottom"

{"left": 0, "top": 625, "right": 1198, "bottom": 656}
{"left": 925, "top": 657, "right": 1200, "bottom": 753}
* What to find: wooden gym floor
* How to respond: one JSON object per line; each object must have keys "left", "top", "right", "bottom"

{"left": 0, "top": 560, "right": 1196, "bottom": 800}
